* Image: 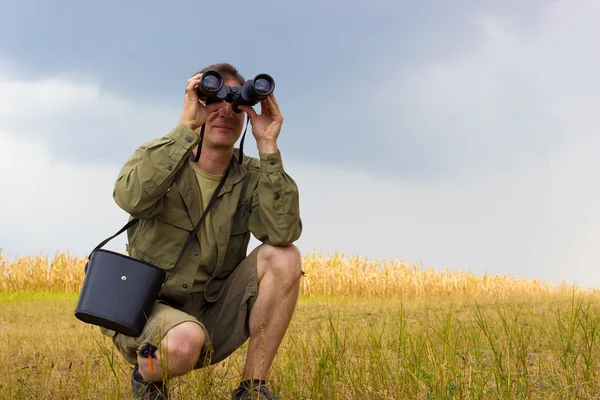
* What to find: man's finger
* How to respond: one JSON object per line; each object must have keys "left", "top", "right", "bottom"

{"left": 266, "top": 96, "right": 276, "bottom": 110}
{"left": 185, "top": 78, "right": 201, "bottom": 99}
{"left": 265, "top": 96, "right": 281, "bottom": 117}
{"left": 237, "top": 105, "right": 258, "bottom": 121}
{"left": 187, "top": 78, "right": 201, "bottom": 90}
{"left": 268, "top": 93, "right": 280, "bottom": 109}
{"left": 259, "top": 99, "right": 272, "bottom": 117}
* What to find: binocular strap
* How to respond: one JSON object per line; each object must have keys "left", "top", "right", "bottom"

{"left": 193, "top": 115, "right": 250, "bottom": 165}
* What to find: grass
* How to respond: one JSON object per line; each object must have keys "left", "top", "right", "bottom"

{"left": 2, "top": 253, "right": 600, "bottom": 398}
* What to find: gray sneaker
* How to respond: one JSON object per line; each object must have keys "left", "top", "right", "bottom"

{"left": 231, "top": 380, "right": 277, "bottom": 400}
{"left": 131, "top": 364, "right": 168, "bottom": 400}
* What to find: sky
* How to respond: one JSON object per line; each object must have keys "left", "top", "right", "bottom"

{"left": 1, "top": 0, "right": 598, "bottom": 288}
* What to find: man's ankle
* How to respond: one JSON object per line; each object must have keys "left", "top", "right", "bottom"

{"left": 132, "top": 365, "right": 145, "bottom": 382}
{"left": 239, "top": 378, "right": 267, "bottom": 388}
{"left": 133, "top": 364, "right": 163, "bottom": 384}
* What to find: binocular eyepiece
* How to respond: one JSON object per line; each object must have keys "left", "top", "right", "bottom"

{"left": 196, "top": 70, "right": 275, "bottom": 113}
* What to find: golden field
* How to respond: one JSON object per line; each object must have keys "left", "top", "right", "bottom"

{"left": 2, "top": 251, "right": 600, "bottom": 399}
{"left": 0, "top": 251, "right": 592, "bottom": 299}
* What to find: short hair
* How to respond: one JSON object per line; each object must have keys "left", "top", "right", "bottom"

{"left": 193, "top": 62, "right": 245, "bottom": 86}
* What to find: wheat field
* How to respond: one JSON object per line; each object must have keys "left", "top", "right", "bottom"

{"left": 0, "top": 251, "right": 592, "bottom": 299}
{"left": 2, "top": 251, "right": 600, "bottom": 399}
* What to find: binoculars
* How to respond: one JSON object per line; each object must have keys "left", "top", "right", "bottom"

{"left": 196, "top": 70, "right": 275, "bottom": 113}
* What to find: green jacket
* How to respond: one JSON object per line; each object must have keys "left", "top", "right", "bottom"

{"left": 113, "top": 122, "right": 302, "bottom": 305}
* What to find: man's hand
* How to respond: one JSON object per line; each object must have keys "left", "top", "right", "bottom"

{"left": 180, "top": 73, "right": 228, "bottom": 132}
{"left": 238, "top": 93, "right": 283, "bottom": 153}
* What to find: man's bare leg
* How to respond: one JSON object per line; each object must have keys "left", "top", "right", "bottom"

{"left": 243, "top": 244, "right": 302, "bottom": 380}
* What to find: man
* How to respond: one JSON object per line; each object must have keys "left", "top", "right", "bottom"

{"left": 103, "top": 62, "right": 303, "bottom": 400}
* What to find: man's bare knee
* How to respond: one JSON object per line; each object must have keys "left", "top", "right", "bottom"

{"left": 138, "top": 322, "right": 205, "bottom": 379}
{"left": 257, "top": 244, "right": 303, "bottom": 286}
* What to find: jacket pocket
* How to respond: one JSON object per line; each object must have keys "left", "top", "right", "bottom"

{"left": 156, "top": 204, "right": 193, "bottom": 231}
{"left": 132, "top": 206, "right": 195, "bottom": 270}
{"left": 215, "top": 206, "right": 251, "bottom": 278}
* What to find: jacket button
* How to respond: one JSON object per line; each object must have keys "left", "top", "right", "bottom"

{"left": 194, "top": 251, "right": 199, "bottom": 256}
{"left": 167, "top": 164, "right": 173, "bottom": 171}
{"left": 186, "top": 137, "right": 193, "bottom": 143}
{"left": 274, "top": 193, "right": 281, "bottom": 200}
{"left": 270, "top": 160, "right": 276, "bottom": 166}
{"left": 182, "top": 284, "right": 188, "bottom": 288}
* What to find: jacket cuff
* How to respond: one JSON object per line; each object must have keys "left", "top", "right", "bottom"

{"left": 167, "top": 122, "right": 200, "bottom": 149}
{"left": 259, "top": 150, "right": 284, "bottom": 173}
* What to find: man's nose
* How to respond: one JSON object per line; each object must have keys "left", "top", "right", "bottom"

{"left": 218, "top": 102, "right": 233, "bottom": 118}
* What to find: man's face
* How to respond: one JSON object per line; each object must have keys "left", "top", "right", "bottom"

{"left": 198, "top": 77, "right": 246, "bottom": 150}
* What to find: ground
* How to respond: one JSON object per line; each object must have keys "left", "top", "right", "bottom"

{"left": 2, "top": 290, "right": 600, "bottom": 399}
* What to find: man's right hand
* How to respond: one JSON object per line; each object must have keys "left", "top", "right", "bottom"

{"left": 180, "top": 73, "right": 227, "bottom": 131}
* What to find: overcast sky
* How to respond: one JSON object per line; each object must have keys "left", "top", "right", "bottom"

{"left": 1, "top": 0, "right": 599, "bottom": 288}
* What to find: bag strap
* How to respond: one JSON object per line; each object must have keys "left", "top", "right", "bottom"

{"left": 91, "top": 162, "right": 231, "bottom": 270}
{"left": 92, "top": 217, "right": 140, "bottom": 252}
{"left": 174, "top": 164, "right": 230, "bottom": 265}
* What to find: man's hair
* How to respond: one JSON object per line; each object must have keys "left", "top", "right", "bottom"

{"left": 194, "top": 62, "right": 245, "bottom": 85}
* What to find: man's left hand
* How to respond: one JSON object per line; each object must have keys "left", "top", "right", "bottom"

{"left": 237, "top": 93, "right": 283, "bottom": 153}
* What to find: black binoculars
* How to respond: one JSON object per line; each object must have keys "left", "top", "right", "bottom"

{"left": 196, "top": 70, "right": 275, "bottom": 113}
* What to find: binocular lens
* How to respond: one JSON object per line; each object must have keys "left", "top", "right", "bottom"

{"left": 254, "top": 78, "right": 272, "bottom": 95}
{"left": 202, "top": 74, "right": 222, "bottom": 91}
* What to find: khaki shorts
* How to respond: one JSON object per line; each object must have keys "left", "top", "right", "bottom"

{"left": 112, "top": 246, "right": 259, "bottom": 368}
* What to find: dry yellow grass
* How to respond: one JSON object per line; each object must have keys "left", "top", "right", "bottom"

{"left": 0, "top": 251, "right": 85, "bottom": 292}
{"left": 1, "top": 250, "right": 596, "bottom": 300}
{"left": 4, "top": 251, "right": 600, "bottom": 398}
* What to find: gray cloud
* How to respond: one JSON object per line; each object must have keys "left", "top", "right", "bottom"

{"left": 0, "top": 0, "right": 507, "bottom": 174}
{"left": 372, "top": 2, "right": 600, "bottom": 182}
{"left": 0, "top": 69, "right": 181, "bottom": 164}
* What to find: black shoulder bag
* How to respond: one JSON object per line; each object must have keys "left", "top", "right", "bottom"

{"left": 74, "top": 165, "right": 230, "bottom": 338}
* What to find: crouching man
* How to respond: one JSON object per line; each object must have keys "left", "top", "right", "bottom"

{"left": 103, "top": 62, "right": 303, "bottom": 400}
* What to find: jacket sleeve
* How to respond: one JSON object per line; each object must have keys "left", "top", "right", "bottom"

{"left": 113, "top": 122, "right": 200, "bottom": 218}
{"left": 248, "top": 150, "right": 303, "bottom": 246}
